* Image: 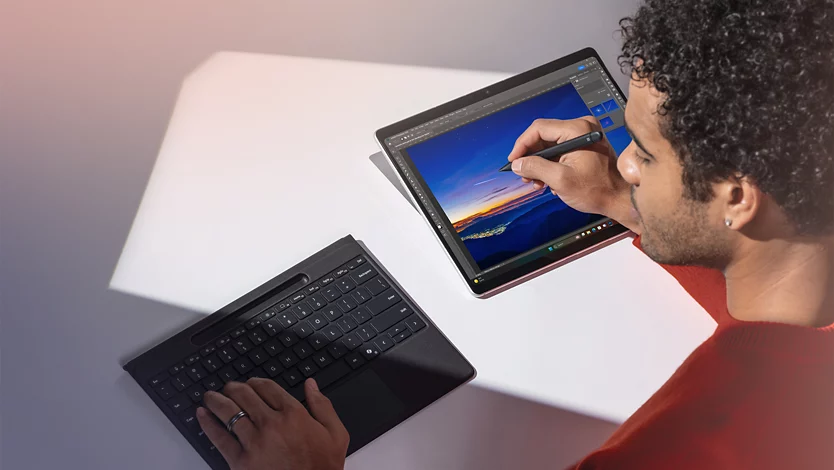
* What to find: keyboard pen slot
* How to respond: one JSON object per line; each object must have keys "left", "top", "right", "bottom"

{"left": 191, "top": 273, "right": 308, "bottom": 346}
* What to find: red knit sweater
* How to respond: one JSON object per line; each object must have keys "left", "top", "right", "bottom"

{"left": 572, "top": 236, "right": 834, "bottom": 469}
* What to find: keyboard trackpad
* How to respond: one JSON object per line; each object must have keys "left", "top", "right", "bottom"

{"left": 326, "top": 370, "right": 406, "bottom": 444}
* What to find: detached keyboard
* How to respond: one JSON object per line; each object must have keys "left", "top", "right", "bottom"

{"left": 125, "top": 237, "right": 429, "bottom": 463}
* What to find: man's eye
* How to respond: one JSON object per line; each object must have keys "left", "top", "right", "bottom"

{"left": 636, "top": 154, "right": 651, "bottom": 165}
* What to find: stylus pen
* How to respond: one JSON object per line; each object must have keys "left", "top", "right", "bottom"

{"left": 498, "top": 131, "right": 604, "bottom": 172}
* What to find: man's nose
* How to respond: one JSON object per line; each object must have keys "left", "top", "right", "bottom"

{"left": 617, "top": 143, "right": 641, "bottom": 186}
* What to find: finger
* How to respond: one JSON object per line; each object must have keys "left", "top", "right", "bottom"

{"left": 511, "top": 156, "right": 568, "bottom": 191}
{"left": 247, "top": 377, "right": 300, "bottom": 412}
{"left": 533, "top": 181, "right": 545, "bottom": 190}
{"left": 223, "top": 381, "right": 276, "bottom": 428}
{"left": 508, "top": 117, "right": 601, "bottom": 163}
{"left": 521, "top": 177, "right": 532, "bottom": 183}
{"left": 305, "top": 379, "right": 349, "bottom": 446}
{"left": 197, "top": 406, "right": 243, "bottom": 464}
{"left": 203, "top": 390, "right": 259, "bottom": 446}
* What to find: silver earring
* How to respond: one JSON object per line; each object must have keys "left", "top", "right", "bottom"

{"left": 725, "top": 219, "right": 733, "bottom": 227}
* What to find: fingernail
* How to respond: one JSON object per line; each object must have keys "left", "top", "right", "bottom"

{"left": 309, "top": 378, "right": 319, "bottom": 392}
{"left": 512, "top": 159, "right": 522, "bottom": 173}
{"left": 196, "top": 407, "right": 206, "bottom": 417}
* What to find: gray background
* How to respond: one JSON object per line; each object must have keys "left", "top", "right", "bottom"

{"left": 1, "top": 0, "right": 640, "bottom": 468}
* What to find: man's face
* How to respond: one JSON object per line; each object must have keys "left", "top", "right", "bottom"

{"left": 618, "top": 78, "right": 730, "bottom": 268}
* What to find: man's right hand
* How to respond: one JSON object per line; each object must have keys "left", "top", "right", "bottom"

{"left": 507, "top": 117, "right": 639, "bottom": 233}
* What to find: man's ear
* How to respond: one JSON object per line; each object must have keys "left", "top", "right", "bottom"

{"left": 719, "top": 175, "right": 762, "bottom": 231}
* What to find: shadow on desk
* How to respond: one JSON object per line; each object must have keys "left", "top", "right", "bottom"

{"left": 347, "top": 383, "right": 618, "bottom": 470}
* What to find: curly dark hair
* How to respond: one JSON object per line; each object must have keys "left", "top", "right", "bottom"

{"left": 618, "top": 0, "right": 834, "bottom": 235}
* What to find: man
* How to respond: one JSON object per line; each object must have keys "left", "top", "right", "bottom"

{"left": 195, "top": 0, "right": 834, "bottom": 468}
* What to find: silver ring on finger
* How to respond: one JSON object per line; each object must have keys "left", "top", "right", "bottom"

{"left": 225, "top": 410, "right": 249, "bottom": 436}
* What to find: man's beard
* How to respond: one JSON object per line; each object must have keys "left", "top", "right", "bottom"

{"left": 631, "top": 187, "right": 728, "bottom": 269}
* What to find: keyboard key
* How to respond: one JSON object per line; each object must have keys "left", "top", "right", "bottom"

{"left": 215, "top": 336, "right": 231, "bottom": 348}
{"left": 248, "top": 329, "right": 267, "bottom": 346}
{"left": 233, "top": 337, "right": 254, "bottom": 355}
{"left": 262, "top": 319, "right": 281, "bottom": 337}
{"left": 186, "top": 364, "right": 208, "bottom": 382}
{"left": 291, "top": 293, "right": 306, "bottom": 304}
{"left": 218, "top": 365, "right": 239, "bottom": 383}
{"left": 346, "top": 256, "right": 365, "bottom": 270}
{"left": 247, "top": 367, "right": 268, "bottom": 379}
{"left": 355, "top": 325, "right": 377, "bottom": 342}
{"left": 334, "top": 268, "right": 349, "bottom": 278}
{"left": 186, "top": 385, "right": 206, "bottom": 403}
{"left": 308, "top": 333, "right": 329, "bottom": 351}
{"left": 322, "top": 286, "right": 341, "bottom": 302}
{"left": 308, "top": 294, "right": 327, "bottom": 311}
{"left": 277, "top": 351, "right": 299, "bottom": 368}
{"left": 312, "top": 351, "right": 333, "bottom": 369}
{"left": 181, "top": 407, "right": 200, "bottom": 433}
{"left": 171, "top": 373, "right": 192, "bottom": 392}
{"left": 278, "top": 330, "right": 299, "bottom": 348}
{"left": 370, "top": 302, "right": 412, "bottom": 333}
{"left": 231, "top": 326, "right": 247, "bottom": 338}
{"left": 405, "top": 314, "right": 426, "bottom": 332}
{"left": 386, "top": 323, "right": 408, "bottom": 337}
{"left": 276, "top": 312, "right": 297, "bottom": 328}
{"left": 168, "top": 395, "right": 191, "bottom": 414}
{"left": 200, "top": 345, "right": 216, "bottom": 357}
{"left": 257, "top": 309, "right": 276, "bottom": 322}
{"left": 248, "top": 348, "right": 269, "bottom": 366}
{"left": 245, "top": 318, "right": 262, "bottom": 330}
{"left": 350, "top": 266, "right": 377, "bottom": 285}
{"left": 202, "top": 355, "right": 221, "bottom": 372}
{"left": 154, "top": 382, "right": 175, "bottom": 400}
{"left": 365, "top": 290, "right": 401, "bottom": 316}
{"left": 217, "top": 347, "right": 238, "bottom": 364}
{"left": 336, "top": 317, "right": 358, "bottom": 333}
{"left": 305, "top": 284, "right": 320, "bottom": 295}
{"left": 352, "top": 287, "right": 372, "bottom": 304}
{"left": 308, "top": 313, "right": 327, "bottom": 330}
{"left": 342, "top": 333, "right": 362, "bottom": 350}
{"left": 365, "top": 277, "right": 389, "bottom": 296}
{"left": 322, "top": 305, "right": 343, "bottom": 322}
{"left": 282, "top": 368, "right": 303, "bottom": 387}
{"left": 293, "top": 303, "right": 313, "bottom": 320}
{"left": 293, "top": 321, "right": 314, "bottom": 338}
{"left": 185, "top": 354, "right": 201, "bottom": 366}
{"left": 320, "top": 275, "right": 335, "bottom": 286}
{"left": 327, "top": 341, "right": 348, "bottom": 360}
{"left": 263, "top": 360, "right": 283, "bottom": 378}
{"left": 337, "top": 297, "right": 357, "bottom": 313}
{"left": 202, "top": 376, "right": 222, "bottom": 392}
{"left": 336, "top": 278, "right": 356, "bottom": 293}
{"left": 360, "top": 343, "right": 381, "bottom": 360}
{"left": 320, "top": 324, "right": 343, "bottom": 342}
{"left": 149, "top": 372, "right": 168, "bottom": 387}
{"left": 375, "top": 336, "right": 394, "bottom": 352}
{"left": 392, "top": 329, "right": 412, "bottom": 343}
{"left": 263, "top": 339, "right": 283, "bottom": 356}
{"left": 345, "top": 352, "right": 366, "bottom": 369}
{"left": 169, "top": 363, "right": 186, "bottom": 375}
{"left": 293, "top": 342, "right": 314, "bottom": 360}
{"left": 351, "top": 307, "right": 372, "bottom": 324}
{"left": 299, "top": 359, "right": 318, "bottom": 378}
{"left": 233, "top": 357, "right": 254, "bottom": 375}
{"left": 314, "top": 359, "right": 351, "bottom": 390}
{"left": 275, "top": 301, "right": 291, "bottom": 312}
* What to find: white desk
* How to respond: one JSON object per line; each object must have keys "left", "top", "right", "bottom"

{"left": 111, "top": 52, "right": 715, "bottom": 424}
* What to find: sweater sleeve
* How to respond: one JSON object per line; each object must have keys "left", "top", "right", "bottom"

{"left": 632, "top": 236, "right": 728, "bottom": 323}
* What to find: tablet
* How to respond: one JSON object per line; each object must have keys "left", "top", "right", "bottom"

{"left": 374, "top": 48, "right": 632, "bottom": 297}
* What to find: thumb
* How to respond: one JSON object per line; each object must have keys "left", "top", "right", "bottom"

{"left": 305, "top": 379, "right": 349, "bottom": 445}
{"left": 511, "top": 156, "right": 567, "bottom": 189}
